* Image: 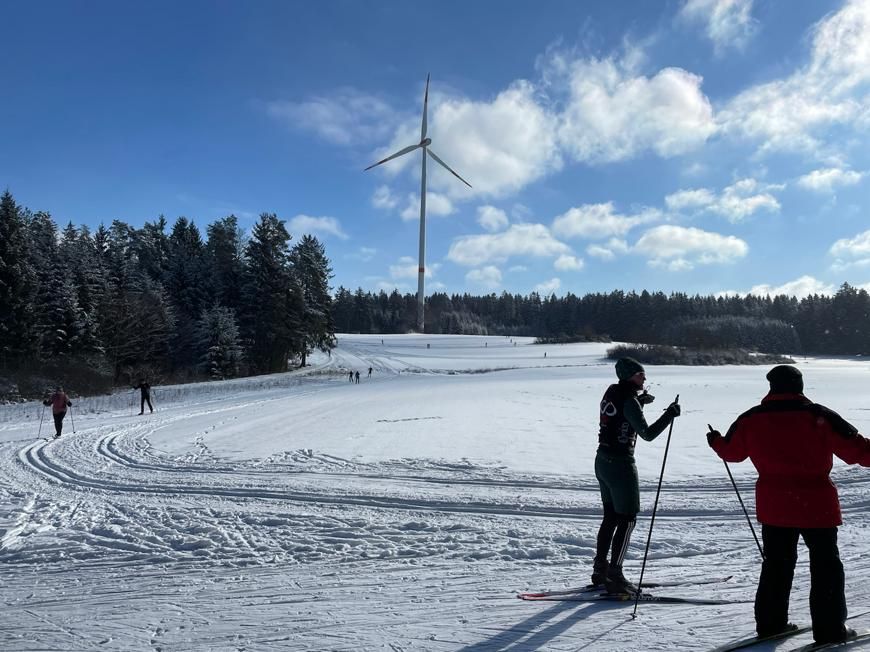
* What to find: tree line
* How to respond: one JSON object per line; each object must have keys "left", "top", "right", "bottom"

{"left": 333, "top": 284, "right": 870, "bottom": 356}
{"left": 0, "top": 190, "right": 335, "bottom": 392}
{"left": 5, "top": 185, "right": 870, "bottom": 395}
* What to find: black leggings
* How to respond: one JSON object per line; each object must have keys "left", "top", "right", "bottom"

{"left": 595, "top": 503, "right": 637, "bottom": 567}
{"left": 52, "top": 411, "right": 66, "bottom": 436}
{"left": 756, "top": 524, "right": 846, "bottom": 642}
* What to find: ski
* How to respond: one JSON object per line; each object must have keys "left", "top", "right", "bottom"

{"left": 708, "top": 624, "right": 812, "bottom": 652}
{"left": 518, "top": 575, "right": 733, "bottom": 599}
{"left": 708, "top": 610, "right": 870, "bottom": 652}
{"left": 789, "top": 630, "right": 870, "bottom": 652}
{"left": 518, "top": 591, "right": 744, "bottom": 605}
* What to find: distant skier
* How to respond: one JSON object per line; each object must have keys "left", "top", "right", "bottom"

{"left": 348, "top": 370, "right": 354, "bottom": 383}
{"left": 354, "top": 370, "right": 360, "bottom": 384}
{"left": 707, "top": 365, "right": 870, "bottom": 645}
{"left": 133, "top": 380, "right": 153, "bottom": 414}
{"left": 592, "top": 357, "right": 680, "bottom": 594}
{"left": 43, "top": 386, "right": 72, "bottom": 438}
{"left": 367, "top": 367, "right": 372, "bottom": 378}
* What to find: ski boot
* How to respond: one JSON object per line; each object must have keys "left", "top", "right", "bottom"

{"left": 591, "top": 557, "right": 609, "bottom": 587}
{"left": 758, "top": 623, "right": 798, "bottom": 638}
{"left": 604, "top": 565, "right": 638, "bottom": 595}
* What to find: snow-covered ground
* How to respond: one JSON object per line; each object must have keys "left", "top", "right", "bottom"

{"left": 2, "top": 334, "right": 870, "bottom": 651}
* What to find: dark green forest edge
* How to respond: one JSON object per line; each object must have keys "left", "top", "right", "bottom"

{"left": 2, "top": 189, "right": 869, "bottom": 399}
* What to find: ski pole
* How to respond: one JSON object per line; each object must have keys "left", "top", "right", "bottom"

{"left": 37, "top": 404, "right": 46, "bottom": 439}
{"left": 709, "top": 424, "right": 764, "bottom": 560}
{"left": 130, "top": 390, "right": 135, "bottom": 417}
{"left": 633, "top": 394, "right": 679, "bottom": 619}
{"left": 69, "top": 405, "right": 76, "bottom": 433}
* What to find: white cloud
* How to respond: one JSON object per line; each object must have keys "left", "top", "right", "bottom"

{"left": 634, "top": 225, "right": 748, "bottom": 269}
{"left": 718, "top": 0, "right": 870, "bottom": 154}
{"left": 466, "top": 266, "right": 503, "bottom": 289}
{"left": 265, "top": 89, "right": 396, "bottom": 145}
{"left": 586, "top": 238, "right": 631, "bottom": 260}
{"left": 477, "top": 205, "right": 509, "bottom": 232}
{"left": 371, "top": 81, "right": 563, "bottom": 200}
{"left": 830, "top": 229, "right": 870, "bottom": 270}
{"left": 400, "top": 192, "right": 455, "bottom": 221}
{"left": 512, "top": 204, "right": 533, "bottom": 221}
{"left": 665, "top": 188, "right": 716, "bottom": 211}
{"left": 551, "top": 53, "right": 716, "bottom": 163}
{"left": 666, "top": 178, "right": 781, "bottom": 222}
{"left": 679, "top": 0, "right": 758, "bottom": 55}
{"left": 534, "top": 278, "right": 561, "bottom": 295}
{"left": 554, "top": 254, "right": 585, "bottom": 271}
{"left": 797, "top": 168, "right": 864, "bottom": 193}
{"left": 389, "top": 256, "right": 440, "bottom": 280}
{"left": 714, "top": 179, "right": 781, "bottom": 222}
{"left": 288, "top": 214, "right": 348, "bottom": 240}
{"left": 552, "top": 202, "right": 661, "bottom": 240}
{"left": 372, "top": 185, "right": 398, "bottom": 210}
{"left": 447, "top": 223, "right": 571, "bottom": 267}
{"left": 738, "top": 276, "right": 838, "bottom": 298}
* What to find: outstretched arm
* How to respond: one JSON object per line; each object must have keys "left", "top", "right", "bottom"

{"left": 820, "top": 407, "right": 870, "bottom": 466}
{"left": 625, "top": 397, "right": 678, "bottom": 442}
{"left": 708, "top": 420, "right": 750, "bottom": 463}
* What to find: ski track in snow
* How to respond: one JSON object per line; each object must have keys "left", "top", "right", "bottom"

{"left": 2, "top": 335, "right": 870, "bottom": 650}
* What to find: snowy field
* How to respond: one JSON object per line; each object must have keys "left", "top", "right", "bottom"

{"left": 2, "top": 334, "right": 870, "bottom": 651}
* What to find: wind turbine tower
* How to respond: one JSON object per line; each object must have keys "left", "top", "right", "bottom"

{"left": 365, "top": 75, "right": 472, "bottom": 333}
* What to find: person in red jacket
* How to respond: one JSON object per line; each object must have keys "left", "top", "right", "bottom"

{"left": 43, "top": 386, "right": 72, "bottom": 438}
{"left": 707, "top": 365, "right": 870, "bottom": 645}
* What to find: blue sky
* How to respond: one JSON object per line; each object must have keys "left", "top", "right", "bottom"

{"left": 3, "top": 0, "right": 870, "bottom": 299}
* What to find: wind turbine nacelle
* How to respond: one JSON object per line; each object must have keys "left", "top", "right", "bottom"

{"left": 421, "top": 137, "right": 432, "bottom": 147}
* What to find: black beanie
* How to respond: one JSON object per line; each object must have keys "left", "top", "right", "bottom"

{"left": 615, "top": 357, "right": 645, "bottom": 381}
{"left": 766, "top": 365, "right": 803, "bottom": 393}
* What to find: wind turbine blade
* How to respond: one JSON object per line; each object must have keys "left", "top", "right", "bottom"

{"left": 427, "top": 149, "right": 472, "bottom": 188}
{"left": 421, "top": 73, "right": 430, "bottom": 141}
{"left": 364, "top": 143, "right": 421, "bottom": 171}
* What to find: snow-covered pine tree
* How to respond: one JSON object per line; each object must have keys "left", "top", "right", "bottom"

{"left": 0, "top": 191, "right": 37, "bottom": 367}
{"left": 59, "top": 223, "right": 106, "bottom": 357}
{"left": 97, "top": 221, "right": 175, "bottom": 381}
{"left": 196, "top": 304, "right": 243, "bottom": 379}
{"left": 289, "top": 234, "right": 336, "bottom": 366}
{"left": 206, "top": 215, "right": 246, "bottom": 314}
{"left": 242, "top": 213, "right": 302, "bottom": 373}
{"left": 133, "top": 215, "right": 171, "bottom": 285}
{"left": 165, "top": 217, "right": 208, "bottom": 371}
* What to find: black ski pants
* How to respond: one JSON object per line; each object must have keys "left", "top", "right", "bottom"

{"left": 756, "top": 524, "right": 847, "bottom": 643}
{"left": 595, "top": 502, "right": 636, "bottom": 568}
{"left": 140, "top": 393, "right": 153, "bottom": 413}
{"left": 52, "top": 411, "right": 66, "bottom": 436}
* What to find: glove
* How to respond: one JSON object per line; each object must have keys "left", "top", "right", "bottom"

{"left": 665, "top": 402, "right": 681, "bottom": 419}
{"left": 638, "top": 391, "right": 656, "bottom": 406}
{"left": 706, "top": 429, "right": 721, "bottom": 446}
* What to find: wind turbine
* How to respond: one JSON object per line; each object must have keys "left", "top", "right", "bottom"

{"left": 365, "top": 74, "right": 472, "bottom": 333}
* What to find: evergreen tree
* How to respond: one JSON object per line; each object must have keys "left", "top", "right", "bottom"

{"left": 289, "top": 234, "right": 336, "bottom": 366}
{"left": 205, "top": 215, "right": 246, "bottom": 312}
{"left": 0, "top": 191, "right": 36, "bottom": 366}
{"left": 197, "top": 304, "right": 243, "bottom": 379}
{"left": 134, "top": 216, "right": 171, "bottom": 284}
{"left": 242, "top": 213, "right": 302, "bottom": 373}
{"left": 332, "top": 286, "right": 354, "bottom": 333}
{"left": 165, "top": 217, "right": 208, "bottom": 370}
